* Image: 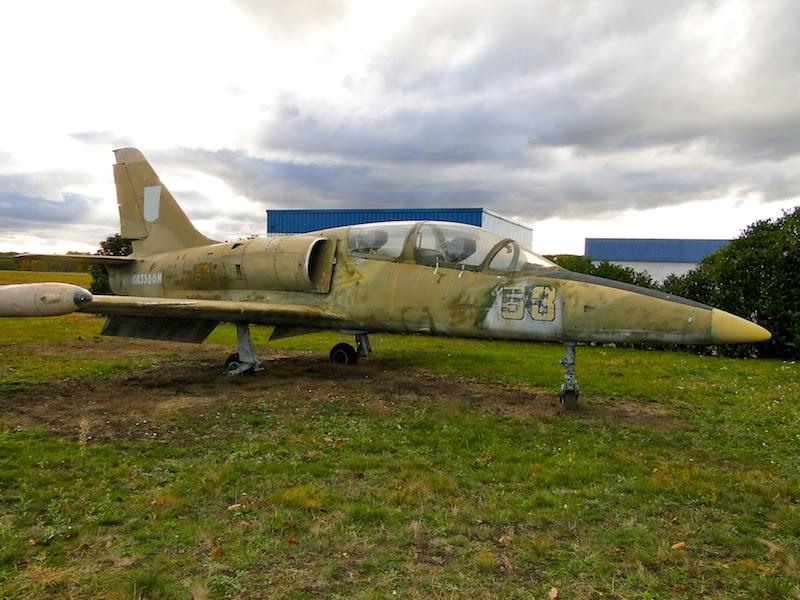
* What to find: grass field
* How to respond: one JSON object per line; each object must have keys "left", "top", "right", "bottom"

{"left": 1, "top": 270, "right": 799, "bottom": 598}
{"left": 0, "top": 270, "right": 90, "bottom": 286}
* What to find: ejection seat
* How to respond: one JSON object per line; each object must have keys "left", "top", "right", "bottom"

{"left": 443, "top": 237, "right": 477, "bottom": 263}
{"left": 349, "top": 229, "right": 388, "bottom": 253}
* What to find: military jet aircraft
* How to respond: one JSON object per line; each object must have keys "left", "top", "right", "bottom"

{"left": 6, "top": 148, "right": 771, "bottom": 409}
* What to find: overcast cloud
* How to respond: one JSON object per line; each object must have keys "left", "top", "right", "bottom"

{"left": 0, "top": 0, "right": 798, "bottom": 253}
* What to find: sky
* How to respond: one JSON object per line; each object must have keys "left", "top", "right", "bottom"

{"left": 0, "top": 0, "right": 798, "bottom": 255}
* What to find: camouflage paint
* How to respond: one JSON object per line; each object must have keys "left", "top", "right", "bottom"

{"left": 98, "top": 222, "right": 764, "bottom": 346}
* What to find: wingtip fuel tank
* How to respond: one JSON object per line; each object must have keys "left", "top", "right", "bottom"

{"left": 0, "top": 283, "right": 93, "bottom": 317}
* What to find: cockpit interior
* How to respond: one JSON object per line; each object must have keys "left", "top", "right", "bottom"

{"left": 346, "top": 221, "right": 555, "bottom": 272}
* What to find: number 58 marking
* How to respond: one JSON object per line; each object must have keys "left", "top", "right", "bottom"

{"left": 530, "top": 286, "right": 556, "bottom": 321}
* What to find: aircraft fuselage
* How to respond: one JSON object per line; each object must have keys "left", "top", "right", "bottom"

{"left": 106, "top": 223, "right": 765, "bottom": 346}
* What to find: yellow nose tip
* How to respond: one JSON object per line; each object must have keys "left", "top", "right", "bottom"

{"left": 710, "top": 309, "right": 772, "bottom": 344}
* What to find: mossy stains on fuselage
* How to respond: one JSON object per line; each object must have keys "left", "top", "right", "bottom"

{"left": 104, "top": 221, "right": 742, "bottom": 345}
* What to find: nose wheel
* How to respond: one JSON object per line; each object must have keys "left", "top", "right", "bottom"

{"left": 559, "top": 342, "right": 579, "bottom": 410}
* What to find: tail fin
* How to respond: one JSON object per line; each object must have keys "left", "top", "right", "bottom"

{"left": 113, "top": 148, "right": 217, "bottom": 255}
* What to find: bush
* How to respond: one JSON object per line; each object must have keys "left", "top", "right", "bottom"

{"left": 547, "top": 254, "right": 595, "bottom": 274}
{"left": 661, "top": 207, "right": 799, "bottom": 358}
{"left": 89, "top": 234, "right": 133, "bottom": 294}
{"left": 547, "top": 254, "right": 657, "bottom": 289}
{"left": 593, "top": 260, "right": 656, "bottom": 289}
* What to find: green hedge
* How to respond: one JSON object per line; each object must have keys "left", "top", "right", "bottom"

{"left": 661, "top": 206, "right": 799, "bottom": 358}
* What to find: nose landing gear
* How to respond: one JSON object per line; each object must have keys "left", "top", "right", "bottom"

{"left": 559, "top": 342, "right": 579, "bottom": 410}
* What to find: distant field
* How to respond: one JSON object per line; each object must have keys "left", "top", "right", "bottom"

{"left": 0, "top": 310, "right": 798, "bottom": 596}
{"left": 0, "top": 269, "right": 91, "bottom": 286}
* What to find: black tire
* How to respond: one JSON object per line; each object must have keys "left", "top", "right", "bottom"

{"left": 560, "top": 389, "right": 579, "bottom": 410}
{"left": 330, "top": 343, "right": 359, "bottom": 365}
{"left": 224, "top": 352, "right": 240, "bottom": 368}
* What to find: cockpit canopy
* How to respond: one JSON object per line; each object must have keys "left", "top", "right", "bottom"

{"left": 347, "top": 221, "right": 411, "bottom": 259}
{"left": 346, "top": 221, "right": 555, "bottom": 272}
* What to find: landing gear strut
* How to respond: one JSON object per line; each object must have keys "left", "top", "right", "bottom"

{"left": 559, "top": 342, "right": 579, "bottom": 410}
{"left": 329, "top": 333, "right": 372, "bottom": 365}
{"left": 225, "top": 322, "right": 264, "bottom": 376}
{"left": 355, "top": 333, "right": 372, "bottom": 359}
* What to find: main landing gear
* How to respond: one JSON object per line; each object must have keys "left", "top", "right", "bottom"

{"left": 224, "top": 322, "right": 264, "bottom": 376}
{"left": 559, "top": 342, "right": 579, "bottom": 410}
{"left": 223, "top": 327, "right": 371, "bottom": 373}
{"left": 329, "top": 333, "right": 372, "bottom": 365}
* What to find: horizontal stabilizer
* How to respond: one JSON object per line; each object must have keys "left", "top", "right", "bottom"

{"left": 15, "top": 253, "right": 137, "bottom": 267}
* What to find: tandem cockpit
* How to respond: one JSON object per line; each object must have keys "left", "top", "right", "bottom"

{"left": 346, "top": 221, "right": 556, "bottom": 272}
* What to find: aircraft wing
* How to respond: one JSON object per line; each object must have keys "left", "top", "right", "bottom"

{"left": 0, "top": 283, "right": 346, "bottom": 342}
{"left": 83, "top": 295, "right": 344, "bottom": 325}
{"left": 81, "top": 295, "right": 347, "bottom": 343}
{"left": 15, "top": 253, "right": 137, "bottom": 267}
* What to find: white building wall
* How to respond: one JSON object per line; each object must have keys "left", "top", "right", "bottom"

{"left": 481, "top": 209, "right": 534, "bottom": 249}
{"left": 591, "top": 260, "right": 698, "bottom": 283}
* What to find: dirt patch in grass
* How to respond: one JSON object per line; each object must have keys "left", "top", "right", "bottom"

{"left": 581, "top": 394, "right": 687, "bottom": 430}
{"left": 450, "top": 380, "right": 683, "bottom": 431}
{"left": 0, "top": 344, "right": 684, "bottom": 441}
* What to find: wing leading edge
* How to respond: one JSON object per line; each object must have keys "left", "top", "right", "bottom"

{"left": 14, "top": 253, "right": 137, "bottom": 267}
{"left": 82, "top": 295, "right": 346, "bottom": 329}
{"left": 83, "top": 296, "right": 346, "bottom": 343}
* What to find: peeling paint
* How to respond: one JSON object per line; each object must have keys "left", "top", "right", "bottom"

{"left": 8, "top": 149, "right": 771, "bottom": 351}
{"left": 95, "top": 220, "right": 761, "bottom": 346}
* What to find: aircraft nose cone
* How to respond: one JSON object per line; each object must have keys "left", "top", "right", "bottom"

{"left": 710, "top": 309, "right": 771, "bottom": 344}
{"left": 73, "top": 288, "right": 93, "bottom": 308}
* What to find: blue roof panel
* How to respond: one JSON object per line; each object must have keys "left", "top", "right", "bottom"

{"left": 585, "top": 238, "right": 729, "bottom": 263}
{"left": 266, "top": 208, "right": 484, "bottom": 233}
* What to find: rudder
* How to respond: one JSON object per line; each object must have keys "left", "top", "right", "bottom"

{"left": 113, "top": 148, "right": 217, "bottom": 255}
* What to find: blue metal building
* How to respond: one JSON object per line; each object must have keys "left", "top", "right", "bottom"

{"left": 266, "top": 208, "right": 534, "bottom": 249}
{"left": 585, "top": 238, "right": 729, "bottom": 282}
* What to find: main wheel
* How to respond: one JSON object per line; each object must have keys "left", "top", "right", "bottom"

{"left": 560, "top": 389, "right": 579, "bottom": 411}
{"left": 224, "top": 352, "right": 240, "bottom": 368}
{"left": 330, "top": 343, "right": 359, "bottom": 365}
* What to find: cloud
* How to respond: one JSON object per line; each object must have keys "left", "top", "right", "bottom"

{"left": 0, "top": 171, "right": 96, "bottom": 203}
{"left": 0, "top": 192, "right": 96, "bottom": 226}
{"left": 264, "top": 100, "right": 528, "bottom": 165}
{"left": 0, "top": 224, "right": 117, "bottom": 254}
{"left": 230, "top": 0, "right": 347, "bottom": 37}
{"left": 157, "top": 146, "right": 505, "bottom": 221}
{"left": 70, "top": 130, "right": 133, "bottom": 148}
{"left": 155, "top": 147, "right": 372, "bottom": 206}
{"left": 0, "top": 168, "right": 116, "bottom": 249}
{"left": 248, "top": 0, "right": 800, "bottom": 223}
{"left": 2, "top": 0, "right": 799, "bottom": 253}
{"left": 150, "top": 136, "right": 800, "bottom": 231}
